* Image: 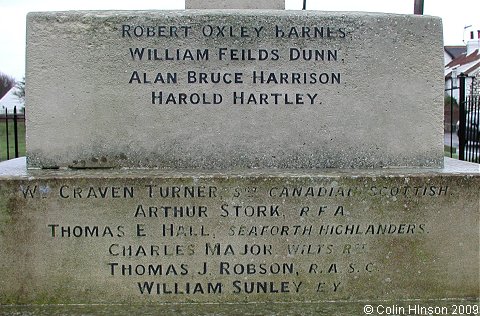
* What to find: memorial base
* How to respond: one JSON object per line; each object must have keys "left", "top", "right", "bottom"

{"left": 1, "top": 299, "right": 479, "bottom": 315}
{"left": 0, "top": 158, "right": 478, "bottom": 304}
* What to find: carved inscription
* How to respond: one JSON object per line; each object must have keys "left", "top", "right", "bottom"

{"left": 122, "top": 23, "right": 351, "bottom": 106}
{"left": 20, "top": 178, "right": 451, "bottom": 300}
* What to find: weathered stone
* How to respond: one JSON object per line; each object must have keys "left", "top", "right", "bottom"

{"left": 0, "top": 158, "right": 478, "bottom": 304}
{"left": 2, "top": 299, "right": 480, "bottom": 314}
{"left": 26, "top": 11, "right": 444, "bottom": 169}
{"left": 186, "top": 0, "right": 285, "bottom": 9}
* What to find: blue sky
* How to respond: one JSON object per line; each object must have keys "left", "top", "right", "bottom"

{"left": 0, "top": 0, "right": 479, "bottom": 80}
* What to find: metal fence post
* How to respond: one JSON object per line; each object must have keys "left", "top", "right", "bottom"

{"left": 5, "top": 108, "right": 9, "bottom": 160}
{"left": 458, "top": 73, "right": 466, "bottom": 161}
{"left": 13, "top": 106, "right": 19, "bottom": 158}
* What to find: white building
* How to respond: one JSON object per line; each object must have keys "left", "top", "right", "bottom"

{"left": 445, "top": 26, "right": 480, "bottom": 101}
{"left": 0, "top": 87, "right": 24, "bottom": 114}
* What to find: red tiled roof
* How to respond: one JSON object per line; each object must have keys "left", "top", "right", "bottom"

{"left": 446, "top": 49, "right": 480, "bottom": 68}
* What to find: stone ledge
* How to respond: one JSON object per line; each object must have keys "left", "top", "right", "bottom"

{"left": 1, "top": 158, "right": 478, "bottom": 179}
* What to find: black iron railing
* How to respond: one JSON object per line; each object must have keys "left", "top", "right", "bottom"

{"left": 460, "top": 95, "right": 480, "bottom": 163}
{"left": 0, "top": 106, "right": 25, "bottom": 161}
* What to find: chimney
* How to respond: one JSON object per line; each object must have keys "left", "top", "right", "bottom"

{"left": 466, "top": 28, "right": 480, "bottom": 55}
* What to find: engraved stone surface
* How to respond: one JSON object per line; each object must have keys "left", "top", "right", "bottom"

{"left": 0, "top": 158, "right": 478, "bottom": 304}
{"left": 186, "top": 0, "right": 285, "bottom": 10}
{"left": 26, "top": 11, "right": 444, "bottom": 169}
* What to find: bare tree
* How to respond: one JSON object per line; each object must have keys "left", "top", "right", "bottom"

{"left": 14, "top": 77, "right": 25, "bottom": 104}
{"left": 0, "top": 72, "right": 16, "bottom": 100}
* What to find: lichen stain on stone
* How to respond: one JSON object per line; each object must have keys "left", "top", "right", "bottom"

{"left": 0, "top": 195, "right": 11, "bottom": 236}
{"left": 0, "top": 182, "right": 29, "bottom": 235}
{"left": 69, "top": 156, "right": 117, "bottom": 169}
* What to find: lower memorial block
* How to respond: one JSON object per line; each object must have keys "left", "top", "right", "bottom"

{"left": 0, "top": 158, "right": 478, "bottom": 304}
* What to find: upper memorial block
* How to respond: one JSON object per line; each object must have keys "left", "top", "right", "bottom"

{"left": 26, "top": 10, "right": 444, "bottom": 169}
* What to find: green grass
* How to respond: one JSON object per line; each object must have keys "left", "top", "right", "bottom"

{"left": 0, "top": 119, "right": 26, "bottom": 161}
{"left": 445, "top": 148, "right": 480, "bottom": 163}
{"left": 444, "top": 151, "right": 459, "bottom": 159}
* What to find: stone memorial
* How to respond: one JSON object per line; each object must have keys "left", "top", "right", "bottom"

{"left": 0, "top": 0, "right": 479, "bottom": 308}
